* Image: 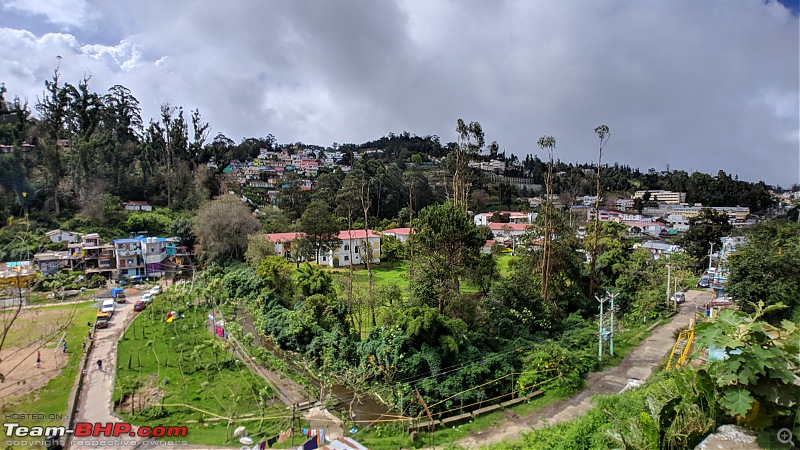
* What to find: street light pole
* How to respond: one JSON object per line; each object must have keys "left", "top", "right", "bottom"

{"left": 708, "top": 242, "right": 714, "bottom": 273}
{"left": 596, "top": 295, "right": 607, "bottom": 361}
{"left": 609, "top": 293, "right": 617, "bottom": 356}
{"left": 666, "top": 264, "right": 671, "bottom": 306}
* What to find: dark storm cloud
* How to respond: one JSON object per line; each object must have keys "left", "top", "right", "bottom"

{"left": 1, "top": 0, "right": 797, "bottom": 185}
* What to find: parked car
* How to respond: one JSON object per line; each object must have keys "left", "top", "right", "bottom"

{"left": 142, "top": 293, "right": 153, "bottom": 303}
{"left": 134, "top": 300, "right": 146, "bottom": 312}
{"left": 100, "top": 299, "right": 115, "bottom": 315}
{"left": 150, "top": 285, "right": 161, "bottom": 295}
{"left": 697, "top": 276, "right": 710, "bottom": 288}
{"left": 671, "top": 291, "right": 686, "bottom": 304}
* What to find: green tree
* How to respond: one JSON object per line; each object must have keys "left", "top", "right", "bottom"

{"left": 244, "top": 233, "right": 276, "bottom": 268}
{"left": 193, "top": 194, "right": 260, "bottom": 261}
{"left": 726, "top": 221, "right": 800, "bottom": 318}
{"left": 678, "top": 208, "right": 733, "bottom": 267}
{"left": 295, "top": 263, "right": 334, "bottom": 298}
{"left": 451, "top": 119, "right": 484, "bottom": 212}
{"left": 409, "top": 202, "right": 485, "bottom": 314}
{"left": 694, "top": 303, "right": 799, "bottom": 434}
{"left": 380, "top": 235, "right": 406, "bottom": 264}
{"left": 298, "top": 200, "right": 340, "bottom": 262}
{"left": 256, "top": 255, "right": 293, "bottom": 302}
{"left": 588, "top": 124, "right": 610, "bottom": 300}
{"left": 34, "top": 67, "right": 70, "bottom": 215}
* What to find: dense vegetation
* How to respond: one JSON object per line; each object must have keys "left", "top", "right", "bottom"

{"left": 2, "top": 73, "right": 796, "bottom": 449}
{"left": 490, "top": 303, "right": 800, "bottom": 450}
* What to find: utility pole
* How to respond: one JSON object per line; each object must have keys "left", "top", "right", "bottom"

{"left": 291, "top": 403, "right": 296, "bottom": 446}
{"left": 609, "top": 293, "right": 618, "bottom": 356}
{"left": 596, "top": 295, "right": 607, "bottom": 361}
{"left": 666, "top": 264, "right": 671, "bottom": 306}
{"left": 673, "top": 277, "right": 679, "bottom": 312}
{"left": 708, "top": 242, "right": 714, "bottom": 273}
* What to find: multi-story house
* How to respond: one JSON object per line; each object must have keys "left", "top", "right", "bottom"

{"left": 266, "top": 230, "right": 381, "bottom": 267}
{"left": 473, "top": 211, "right": 534, "bottom": 226}
{"left": 114, "top": 238, "right": 146, "bottom": 279}
{"left": 633, "top": 190, "right": 687, "bottom": 205}
{"left": 142, "top": 237, "right": 168, "bottom": 277}
{"left": 45, "top": 229, "right": 82, "bottom": 244}
{"left": 82, "top": 233, "right": 116, "bottom": 276}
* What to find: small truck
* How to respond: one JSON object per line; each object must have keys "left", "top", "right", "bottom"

{"left": 112, "top": 287, "right": 126, "bottom": 303}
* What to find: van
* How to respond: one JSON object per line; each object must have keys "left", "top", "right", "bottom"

{"left": 101, "top": 299, "right": 115, "bottom": 316}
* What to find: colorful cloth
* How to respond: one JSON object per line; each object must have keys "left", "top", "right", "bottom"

{"left": 277, "top": 428, "right": 292, "bottom": 444}
{"left": 302, "top": 436, "right": 318, "bottom": 450}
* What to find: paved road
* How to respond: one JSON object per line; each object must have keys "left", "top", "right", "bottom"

{"left": 456, "top": 288, "right": 713, "bottom": 449}
{"left": 69, "top": 295, "right": 151, "bottom": 450}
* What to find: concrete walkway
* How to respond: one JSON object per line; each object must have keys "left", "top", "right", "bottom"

{"left": 456, "top": 288, "right": 713, "bottom": 449}
{"left": 69, "top": 295, "right": 154, "bottom": 450}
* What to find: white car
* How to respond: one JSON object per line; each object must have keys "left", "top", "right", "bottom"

{"left": 150, "top": 285, "right": 161, "bottom": 295}
{"left": 100, "top": 299, "right": 115, "bottom": 315}
{"left": 142, "top": 293, "right": 153, "bottom": 303}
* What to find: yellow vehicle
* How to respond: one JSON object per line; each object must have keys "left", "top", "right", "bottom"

{"left": 95, "top": 311, "right": 110, "bottom": 329}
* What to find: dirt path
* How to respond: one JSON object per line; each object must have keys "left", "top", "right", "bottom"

{"left": 224, "top": 324, "right": 345, "bottom": 441}
{"left": 455, "top": 289, "right": 713, "bottom": 449}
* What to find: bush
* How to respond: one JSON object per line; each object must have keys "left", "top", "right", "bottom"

{"left": 517, "top": 341, "right": 595, "bottom": 396}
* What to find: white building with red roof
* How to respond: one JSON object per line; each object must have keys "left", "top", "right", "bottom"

{"left": 381, "top": 227, "right": 412, "bottom": 243}
{"left": 266, "top": 229, "right": 381, "bottom": 267}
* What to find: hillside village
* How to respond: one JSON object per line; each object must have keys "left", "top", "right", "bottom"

{"left": 1, "top": 181, "right": 768, "bottom": 284}
{"left": 1, "top": 72, "right": 798, "bottom": 449}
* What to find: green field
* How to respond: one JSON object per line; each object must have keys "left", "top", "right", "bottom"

{"left": 114, "top": 293, "right": 290, "bottom": 447}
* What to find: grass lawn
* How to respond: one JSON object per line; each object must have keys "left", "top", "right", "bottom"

{"left": 320, "top": 254, "right": 515, "bottom": 295}
{"left": 496, "top": 254, "right": 519, "bottom": 277}
{"left": 114, "top": 293, "right": 289, "bottom": 447}
{"left": 322, "top": 261, "right": 410, "bottom": 292}
{"left": 1, "top": 302, "right": 97, "bottom": 436}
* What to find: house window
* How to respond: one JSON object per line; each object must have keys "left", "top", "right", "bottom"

{"left": 344, "top": 255, "right": 349, "bottom": 261}
{"left": 354, "top": 246, "right": 359, "bottom": 254}
{"left": 344, "top": 245, "right": 349, "bottom": 251}
{"left": 322, "top": 256, "right": 327, "bottom": 262}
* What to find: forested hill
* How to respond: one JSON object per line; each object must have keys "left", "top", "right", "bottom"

{"left": 0, "top": 79, "right": 775, "bottom": 225}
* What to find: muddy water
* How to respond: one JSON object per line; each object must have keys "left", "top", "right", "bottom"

{"left": 238, "top": 310, "right": 395, "bottom": 426}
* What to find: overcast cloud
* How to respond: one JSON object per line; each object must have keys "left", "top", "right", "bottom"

{"left": 1, "top": 0, "right": 797, "bottom": 186}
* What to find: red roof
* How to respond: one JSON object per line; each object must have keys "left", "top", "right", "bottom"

{"left": 266, "top": 232, "right": 301, "bottom": 243}
{"left": 382, "top": 228, "right": 412, "bottom": 236}
{"left": 484, "top": 239, "right": 495, "bottom": 247}
{"left": 267, "top": 229, "right": 381, "bottom": 243}
{"left": 337, "top": 229, "right": 381, "bottom": 240}
{"left": 488, "top": 223, "right": 530, "bottom": 231}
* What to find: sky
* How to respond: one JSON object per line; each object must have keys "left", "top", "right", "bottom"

{"left": 1, "top": 0, "right": 798, "bottom": 186}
